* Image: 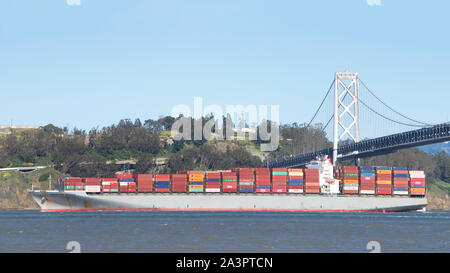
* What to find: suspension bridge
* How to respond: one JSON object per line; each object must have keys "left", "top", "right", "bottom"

{"left": 267, "top": 71, "right": 450, "bottom": 168}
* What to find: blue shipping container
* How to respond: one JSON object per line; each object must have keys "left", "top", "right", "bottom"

{"left": 189, "top": 182, "right": 204, "bottom": 185}
{"left": 118, "top": 178, "right": 135, "bottom": 182}
{"left": 360, "top": 173, "right": 375, "bottom": 177}
{"left": 288, "top": 179, "right": 304, "bottom": 183}
{"left": 205, "top": 179, "right": 220, "bottom": 182}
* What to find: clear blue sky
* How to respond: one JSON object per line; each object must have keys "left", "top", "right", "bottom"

{"left": 1, "top": 0, "right": 449, "bottom": 133}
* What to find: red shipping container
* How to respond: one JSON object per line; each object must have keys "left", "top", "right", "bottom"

{"left": 188, "top": 171, "right": 205, "bottom": 174}
{"left": 239, "top": 178, "right": 254, "bottom": 182}
{"left": 343, "top": 190, "right": 359, "bottom": 194}
{"left": 115, "top": 174, "right": 133, "bottom": 179}
{"left": 360, "top": 177, "right": 375, "bottom": 181}
{"left": 255, "top": 188, "right": 271, "bottom": 193}
{"left": 84, "top": 178, "right": 101, "bottom": 185}
{"left": 288, "top": 186, "right": 304, "bottom": 189}
{"left": 102, "top": 178, "right": 118, "bottom": 182}
{"left": 172, "top": 188, "right": 187, "bottom": 191}
{"left": 410, "top": 178, "right": 425, "bottom": 182}
{"left": 155, "top": 174, "right": 170, "bottom": 180}
{"left": 288, "top": 176, "right": 304, "bottom": 180}
{"left": 272, "top": 175, "right": 287, "bottom": 180}
{"left": 272, "top": 188, "right": 287, "bottom": 193}
{"left": 155, "top": 188, "right": 170, "bottom": 193}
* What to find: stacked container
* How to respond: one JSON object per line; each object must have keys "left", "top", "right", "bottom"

{"left": 376, "top": 167, "right": 392, "bottom": 195}
{"left": 255, "top": 168, "right": 271, "bottom": 193}
{"left": 392, "top": 167, "right": 409, "bottom": 195}
{"left": 222, "top": 172, "right": 238, "bottom": 192}
{"left": 119, "top": 179, "right": 131, "bottom": 193}
{"left": 102, "top": 178, "right": 118, "bottom": 193}
{"left": 304, "top": 169, "right": 320, "bottom": 193}
{"left": 135, "top": 174, "right": 153, "bottom": 193}
{"left": 287, "top": 168, "right": 304, "bottom": 193}
{"left": 65, "top": 177, "right": 83, "bottom": 191}
{"left": 128, "top": 181, "right": 136, "bottom": 193}
{"left": 154, "top": 174, "right": 171, "bottom": 193}
{"left": 188, "top": 171, "right": 205, "bottom": 193}
{"left": 205, "top": 171, "right": 221, "bottom": 193}
{"left": 409, "top": 170, "right": 426, "bottom": 196}
{"left": 359, "top": 166, "right": 376, "bottom": 195}
{"left": 238, "top": 168, "right": 255, "bottom": 193}
{"left": 171, "top": 174, "right": 187, "bottom": 193}
{"left": 84, "top": 178, "right": 101, "bottom": 193}
{"left": 272, "top": 168, "right": 287, "bottom": 193}
{"left": 342, "top": 166, "right": 359, "bottom": 194}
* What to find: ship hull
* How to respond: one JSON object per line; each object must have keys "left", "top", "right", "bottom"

{"left": 30, "top": 191, "right": 427, "bottom": 212}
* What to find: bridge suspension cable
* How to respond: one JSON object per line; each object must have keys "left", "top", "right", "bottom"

{"left": 358, "top": 78, "right": 433, "bottom": 126}
{"left": 355, "top": 94, "right": 426, "bottom": 127}
{"left": 306, "top": 80, "right": 335, "bottom": 127}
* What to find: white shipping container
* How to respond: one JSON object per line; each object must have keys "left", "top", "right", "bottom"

{"left": 360, "top": 190, "right": 376, "bottom": 194}
{"left": 239, "top": 182, "right": 254, "bottom": 186}
{"left": 393, "top": 191, "right": 409, "bottom": 195}
{"left": 343, "top": 186, "right": 359, "bottom": 191}
{"left": 102, "top": 181, "right": 110, "bottom": 186}
{"left": 288, "top": 189, "right": 303, "bottom": 193}
{"left": 205, "top": 188, "right": 221, "bottom": 193}
{"left": 409, "top": 171, "right": 425, "bottom": 176}
{"left": 288, "top": 172, "right": 303, "bottom": 176}
{"left": 85, "top": 186, "right": 101, "bottom": 193}
{"left": 119, "top": 182, "right": 128, "bottom": 186}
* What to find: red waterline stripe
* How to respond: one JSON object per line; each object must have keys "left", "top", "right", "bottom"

{"left": 40, "top": 207, "right": 410, "bottom": 213}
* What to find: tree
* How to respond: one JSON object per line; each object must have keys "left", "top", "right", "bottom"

{"left": 134, "top": 154, "right": 155, "bottom": 174}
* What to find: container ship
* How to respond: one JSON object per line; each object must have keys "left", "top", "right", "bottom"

{"left": 30, "top": 158, "right": 427, "bottom": 212}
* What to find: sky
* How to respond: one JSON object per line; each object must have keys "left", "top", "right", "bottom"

{"left": 0, "top": 0, "right": 449, "bottom": 135}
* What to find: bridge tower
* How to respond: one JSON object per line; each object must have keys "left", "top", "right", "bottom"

{"left": 333, "top": 71, "right": 360, "bottom": 165}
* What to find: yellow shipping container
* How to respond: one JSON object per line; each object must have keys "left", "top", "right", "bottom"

{"left": 189, "top": 174, "right": 204, "bottom": 178}
{"left": 376, "top": 170, "right": 392, "bottom": 175}
{"left": 410, "top": 188, "right": 426, "bottom": 193}
{"left": 288, "top": 168, "right": 303, "bottom": 172}
{"left": 376, "top": 180, "right": 392, "bottom": 185}
{"left": 343, "top": 180, "right": 359, "bottom": 184}
{"left": 189, "top": 179, "right": 204, "bottom": 182}
{"left": 188, "top": 185, "right": 204, "bottom": 189}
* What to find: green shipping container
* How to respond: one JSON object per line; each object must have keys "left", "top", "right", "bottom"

{"left": 343, "top": 173, "right": 358, "bottom": 177}
{"left": 272, "top": 172, "right": 288, "bottom": 175}
{"left": 188, "top": 189, "right": 204, "bottom": 193}
{"left": 223, "top": 179, "right": 237, "bottom": 182}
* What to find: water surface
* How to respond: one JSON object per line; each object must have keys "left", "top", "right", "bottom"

{"left": 0, "top": 210, "right": 448, "bottom": 253}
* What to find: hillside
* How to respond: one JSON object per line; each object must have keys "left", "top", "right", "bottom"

{"left": 0, "top": 168, "right": 61, "bottom": 209}
{"left": 419, "top": 142, "right": 450, "bottom": 155}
